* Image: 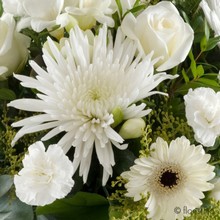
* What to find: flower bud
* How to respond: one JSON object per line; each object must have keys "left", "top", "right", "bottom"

{"left": 111, "top": 107, "right": 124, "bottom": 128}
{"left": 119, "top": 118, "right": 146, "bottom": 139}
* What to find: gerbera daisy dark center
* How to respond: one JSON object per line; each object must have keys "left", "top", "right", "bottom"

{"left": 160, "top": 170, "right": 179, "bottom": 188}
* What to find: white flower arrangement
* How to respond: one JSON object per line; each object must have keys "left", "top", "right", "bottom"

{"left": 1, "top": 0, "right": 220, "bottom": 220}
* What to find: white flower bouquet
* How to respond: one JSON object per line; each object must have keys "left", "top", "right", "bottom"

{"left": 1, "top": 0, "right": 220, "bottom": 219}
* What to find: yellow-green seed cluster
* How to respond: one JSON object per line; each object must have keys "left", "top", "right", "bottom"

{"left": 147, "top": 106, "right": 194, "bottom": 144}
{"left": 185, "top": 199, "right": 220, "bottom": 220}
{"left": 0, "top": 108, "right": 44, "bottom": 175}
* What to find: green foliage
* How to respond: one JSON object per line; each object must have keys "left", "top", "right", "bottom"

{"left": 113, "top": 148, "right": 136, "bottom": 176}
{"left": 109, "top": 198, "right": 148, "bottom": 220}
{"left": 0, "top": 175, "right": 33, "bottom": 220}
{"left": 0, "top": 88, "right": 16, "bottom": 101}
{"left": 0, "top": 106, "right": 44, "bottom": 175}
{"left": 145, "top": 100, "right": 194, "bottom": 144}
{"left": 0, "top": 0, "right": 2, "bottom": 17}
{"left": 172, "top": 0, "right": 201, "bottom": 16}
{"left": 0, "top": 192, "right": 34, "bottom": 220}
{"left": 185, "top": 199, "right": 220, "bottom": 220}
{"left": 36, "top": 192, "right": 109, "bottom": 220}
{"left": 139, "top": 125, "right": 153, "bottom": 158}
{"left": 0, "top": 108, "right": 24, "bottom": 175}
{"left": 115, "top": 0, "right": 123, "bottom": 18}
{"left": 204, "top": 36, "right": 220, "bottom": 52}
{"left": 0, "top": 175, "right": 13, "bottom": 197}
{"left": 109, "top": 177, "right": 148, "bottom": 220}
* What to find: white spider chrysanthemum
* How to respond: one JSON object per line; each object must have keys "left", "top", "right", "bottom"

{"left": 122, "top": 136, "right": 215, "bottom": 220}
{"left": 8, "top": 25, "right": 176, "bottom": 185}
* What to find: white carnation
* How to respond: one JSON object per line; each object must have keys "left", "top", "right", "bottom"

{"left": 184, "top": 87, "right": 220, "bottom": 147}
{"left": 14, "top": 141, "right": 74, "bottom": 206}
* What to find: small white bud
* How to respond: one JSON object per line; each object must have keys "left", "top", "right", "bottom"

{"left": 119, "top": 118, "right": 146, "bottom": 139}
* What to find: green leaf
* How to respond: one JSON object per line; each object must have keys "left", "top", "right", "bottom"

{"left": 0, "top": 192, "right": 34, "bottom": 220}
{"left": 113, "top": 148, "right": 136, "bottom": 176}
{"left": 128, "top": 5, "right": 146, "bottom": 15}
{"left": 204, "top": 19, "right": 210, "bottom": 40}
{"left": 197, "top": 77, "right": 220, "bottom": 87}
{"left": 196, "top": 65, "right": 204, "bottom": 77}
{"left": 176, "top": 79, "right": 220, "bottom": 95}
{"left": 215, "top": 164, "right": 220, "bottom": 176}
{"left": 36, "top": 215, "right": 49, "bottom": 220}
{"left": 182, "top": 69, "right": 189, "bottom": 83}
{"left": 134, "top": 0, "right": 141, "bottom": 7}
{"left": 0, "top": 0, "right": 3, "bottom": 17}
{"left": 0, "top": 175, "right": 13, "bottom": 197}
{"left": 36, "top": 192, "right": 109, "bottom": 220}
{"left": 188, "top": 50, "right": 198, "bottom": 78}
{"left": 200, "top": 35, "right": 207, "bottom": 52}
{"left": 202, "top": 73, "right": 218, "bottom": 80}
{"left": 115, "top": 0, "right": 122, "bottom": 18}
{"left": 0, "top": 88, "right": 16, "bottom": 100}
{"left": 190, "top": 59, "right": 197, "bottom": 78}
{"left": 206, "top": 36, "right": 220, "bottom": 51}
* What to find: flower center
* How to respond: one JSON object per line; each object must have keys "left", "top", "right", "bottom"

{"left": 88, "top": 88, "right": 101, "bottom": 101}
{"left": 149, "top": 163, "right": 186, "bottom": 196}
{"left": 160, "top": 170, "right": 179, "bottom": 188}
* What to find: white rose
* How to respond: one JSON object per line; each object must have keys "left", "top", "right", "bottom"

{"left": 14, "top": 141, "right": 74, "bottom": 206}
{"left": 0, "top": 13, "right": 30, "bottom": 80}
{"left": 184, "top": 87, "right": 220, "bottom": 147}
{"left": 121, "top": 1, "right": 194, "bottom": 71}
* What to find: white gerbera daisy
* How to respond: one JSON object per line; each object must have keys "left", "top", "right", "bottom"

{"left": 8, "top": 25, "right": 176, "bottom": 185}
{"left": 122, "top": 136, "right": 215, "bottom": 220}
{"left": 14, "top": 141, "right": 74, "bottom": 206}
